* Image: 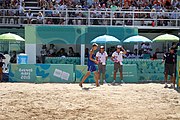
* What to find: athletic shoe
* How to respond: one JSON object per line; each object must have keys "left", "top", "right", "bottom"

{"left": 111, "top": 80, "right": 116, "bottom": 85}
{"left": 100, "top": 82, "right": 103, "bottom": 85}
{"left": 121, "top": 80, "right": 125, "bottom": 84}
{"left": 169, "top": 85, "right": 175, "bottom": 89}
{"left": 103, "top": 80, "right": 107, "bottom": 84}
{"left": 164, "top": 84, "right": 168, "bottom": 88}
{"left": 79, "top": 83, "right": 83, "bottom": 88}
{"left": 96, "top": 84, "right": 100, "bottom": 87}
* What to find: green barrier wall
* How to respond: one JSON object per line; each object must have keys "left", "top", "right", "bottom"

{"left": 113, "top": 59, "right": 164, "bottom": 82}
{"left": 45, "top": 57, "right": 88, "bottom": 65}
{"left": 9, "top": 64, "right": 74, "bottom": 83}
{"left": 9, "top": 59, "right": 164, "bottom": 83}
{"left": 45, "top": 57, "right": 81, "bottom": 64}
{"left": 46, "top": 57, "right": 164, "bottom": 82}
{"left": 75, "top": 64, "right": 138, "bottom": 83}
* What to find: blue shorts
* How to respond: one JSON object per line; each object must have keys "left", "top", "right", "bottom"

{"left": 87, "top": 65, "right": 96, "bottom": 72}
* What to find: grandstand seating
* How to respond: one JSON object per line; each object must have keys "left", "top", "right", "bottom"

{"left": 0, "top": 0, "right": 179, "bottom": 28}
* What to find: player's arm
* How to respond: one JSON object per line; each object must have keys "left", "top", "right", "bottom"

{"left": 96, "top": 52, "right": 99, "bottom": 61}
{"left": 111, "top": 53, "right": 115, "bottom": 62}
{"left": 161, "top": 53, "right": 166, "bottom": 64}
{"left": 89, "top": 51, "right": 98, "bottom": 64}
{"left": 121, "top": 47, "right": 126, "bottom": 54}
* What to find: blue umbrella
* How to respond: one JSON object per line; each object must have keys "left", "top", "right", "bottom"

{"left": 123, "top": 35, "right": 152, "bottom": 43}
{"left": 91, "top": 35, "right": 120, "bottom": 43}
{"left": 90, "top": 35, "right": 121, "bottom": 50}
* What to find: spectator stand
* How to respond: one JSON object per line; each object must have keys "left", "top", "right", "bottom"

{"left": 0, "top": 0, "right": 179, "bottom": 28}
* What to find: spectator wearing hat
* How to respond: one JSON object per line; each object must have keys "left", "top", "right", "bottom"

{"left": 111, "top": 45, "right": 126, "bottom": 84}
{"left": 96, "top": 46, "right": 108, "bottom": 85}
{"left": 162, "top": 47, "right": 177, "bottom": 89}
{"left": 123, "top": 50, "right": 132, "bottom": 58}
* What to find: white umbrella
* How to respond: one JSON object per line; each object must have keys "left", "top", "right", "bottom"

{"left": 123, "top": 35, "right": 152, "bottom": 55}
{"left": 90, "top": 35, "right": 121, "bottom": 49}
{"left": 123, "top": 35, "right": 152, "bottom": 43}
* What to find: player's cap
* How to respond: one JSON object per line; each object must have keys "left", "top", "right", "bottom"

{"left": 100, "top": 46, "right": 105, "bottom": 49}
{"left": 92, "top": 43, "right": 98, "bottom": 47}
{"left": 117, "top": 45, "right": 122, "bottom": 49}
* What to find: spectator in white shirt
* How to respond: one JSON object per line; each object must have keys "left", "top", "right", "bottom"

{"left": 96, "top": 46, "right": 108, "bottom": 85}
{"left": 26, "top": 9, "right": 33, "bottom": 24}
{"left": 36, "top": 11, "right": 44, "bottom": 24}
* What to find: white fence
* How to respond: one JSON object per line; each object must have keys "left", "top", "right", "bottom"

{"left": 0, "top": 9, "right": 179, "bottom": 28}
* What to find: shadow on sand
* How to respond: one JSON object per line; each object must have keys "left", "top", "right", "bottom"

{"left": 82, "top": 87, "right": 96, "bottom": 91}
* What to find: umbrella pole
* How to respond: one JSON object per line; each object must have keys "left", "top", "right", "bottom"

{"left": 137, "top": 43, "right": 139, "bottom": 56}
{"left": 9, "top": 42, "right": 10, "bottom": 54}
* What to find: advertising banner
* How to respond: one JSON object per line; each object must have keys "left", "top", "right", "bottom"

{"left": 9, "top": 64, "right": 74, "bottom": 83}
{"left": 75, "top": 64, "right": 138, "bottom": 83}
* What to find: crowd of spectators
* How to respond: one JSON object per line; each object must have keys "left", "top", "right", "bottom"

{"left": 0, "top": 0, "right": 179, "bottom": 26}
{"left": 40, "top": 44, "right": 80, "bottom": 63}
{"left": 37, "top": 0, "right": 180, "bottom": 26}
{"left": 38, "top": 42, "right": 178, "bottom": 63}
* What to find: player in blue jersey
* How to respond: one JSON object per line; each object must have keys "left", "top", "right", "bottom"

{"left": 79, "top": 43, "right": 99, "bottom": 87}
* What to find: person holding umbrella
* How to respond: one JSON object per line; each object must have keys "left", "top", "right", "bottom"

{"left": 96, "top": 46, "right": 108, "bottom": 85}
{"left": 111, "top": 45, "right": 126, "bottom": 84}
{"left": 79, "top": 43, "right": 99, "bottom": 87}
{"left": 0, "top": 53, "right": 5, "bottom": 82}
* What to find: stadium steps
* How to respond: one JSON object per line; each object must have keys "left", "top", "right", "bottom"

{"left": 24, "top": 0, "right": 40, "bottom": 17}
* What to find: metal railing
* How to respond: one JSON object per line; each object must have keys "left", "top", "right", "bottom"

{"left": 0, "top": 9, "right": 179, "bottom": 28}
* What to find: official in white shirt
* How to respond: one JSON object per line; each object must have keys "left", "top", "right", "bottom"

{"left": 96, "top": 46, "right": 108, "bottom": 85}
{"left": 111, "top": 45, "right": 126, "bottom": 84}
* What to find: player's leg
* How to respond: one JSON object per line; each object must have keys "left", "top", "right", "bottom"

{"left": 79, "top": 71, "right": 91, "bottom": 87}
{"left": 94, "top": 71, "right": 99, "bottom": 87}
{"left": 164, "top": 63, "right": 168, "bottom": 88}
{"left": 113, "top": 63, "right": 118, "bottom": 83}
{"left": 113, "top": 66, "right": 117, "bottom": 83}
{"left": 113, "top": 70, "right": 117, "bottom": 84}
{"left": 170, "top": 74, "right": 175, "bottom": 88}
{"left": 170, "top": 64, "right": 176, "bottom": 88}
{"left": 119, "top": 65, "right": 124, "bottom": 83}
{"left": 0, "top": 67, "right": 2, "bottom": 82}
{"left": 101, "top": 65, "right": 106, "bottom": 84}
{"left": 102, "top": 71, "right": 106, "bottom": 84}
{"left": 98, "top": 64, "right": 102, "bottom": 85}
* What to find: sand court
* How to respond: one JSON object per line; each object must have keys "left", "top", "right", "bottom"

{"left": 0, "top": 83, "right": 180, "bottom": 120}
